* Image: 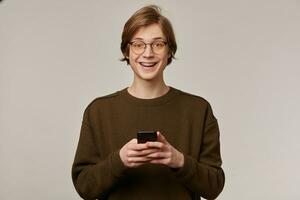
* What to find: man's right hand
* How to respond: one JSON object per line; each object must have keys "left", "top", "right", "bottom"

{"left": 119, "top": 139, "right": 160, "bottom": 168}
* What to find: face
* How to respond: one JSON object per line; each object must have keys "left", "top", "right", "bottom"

{"left": 128, "top": 23, "right": 170, "bottom": 82}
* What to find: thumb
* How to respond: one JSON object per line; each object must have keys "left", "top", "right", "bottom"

{"left": 157, "top": 131, "right": 168, "bottom": 143}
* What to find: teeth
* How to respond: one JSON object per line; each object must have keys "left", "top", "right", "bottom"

{"left": 140, "top": 62, "right": 157, "bottom": 67}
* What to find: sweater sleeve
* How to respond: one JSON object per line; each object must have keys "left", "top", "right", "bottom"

{"left": 172, "top": 103, "right": 225, "bottom": 199}
{"left": 71, "top": 106, "right": 128, "bottom": 200}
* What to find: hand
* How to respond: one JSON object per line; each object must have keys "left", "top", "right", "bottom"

{"left": 119, "top": 138, "right": 160, "bottom": 168}
{"left": 146, "top": 131, "right": 184, "bottom": 169}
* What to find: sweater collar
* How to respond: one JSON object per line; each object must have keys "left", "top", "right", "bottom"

{"left": 119, "top": 86, "right": 178, "bottom": 106}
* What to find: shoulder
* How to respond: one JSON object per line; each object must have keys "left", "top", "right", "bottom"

{"left": 175, "top": 88, "right": 218, "bottom": 120}
{"left": 84, "top": 89, "right": 121, "bottom": 112}
{"left": 174, "top": 87, "right": 210, "bottom": 107}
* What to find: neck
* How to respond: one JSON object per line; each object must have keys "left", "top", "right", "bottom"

{"left": 128, "top": 79, "right": 170, "bottom": 99}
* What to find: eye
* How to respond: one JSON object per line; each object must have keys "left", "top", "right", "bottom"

{"left": 132, "top": 42, "right": 144, "bottom": 48}
{"left": 153, "top": 41, "right": 165, "bottom": 48}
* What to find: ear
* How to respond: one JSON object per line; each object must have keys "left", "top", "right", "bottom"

{"left": 124, "top": 53, "right": 129, "bottom": 59}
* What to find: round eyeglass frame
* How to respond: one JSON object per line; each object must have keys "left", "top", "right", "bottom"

{"left": 128, "top": 40, "right": 168, "bottom": 55}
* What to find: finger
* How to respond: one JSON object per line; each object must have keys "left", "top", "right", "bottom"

{"left": 146, "top": 141, "right": 164, "bottom": 149}
{"left": 149, "top": 158, "right": 170, "bottom": 165}
{"left": 140, "top": 148, "right": 161, "bottom": 156}
{"left": 129, "top": 138, "right": 138, "bottom": 144}
{"left": 129, "top": 143, "right": 149, "bottom": 151}
{"left": 127, "top": 156, "right": 153, "bottom": 163}
{"left": 157, "top": 131, "right": 168, "bottom": 143}
{"left": 127, "top": 148, "right": 161, "bottom": 157}
{"left": 146, "top": 152, "right": 170, "bottom": 159}
{"left": 128, "top": 162, "right": 147, "bottom": 168}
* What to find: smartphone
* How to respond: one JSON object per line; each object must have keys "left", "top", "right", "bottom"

{"left": 137, "top": 130, "right": 157, "bottom": 143}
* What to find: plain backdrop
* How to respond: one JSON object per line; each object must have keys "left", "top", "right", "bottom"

{"left": 1, "top": 0, "right": 299, "bottom": 199}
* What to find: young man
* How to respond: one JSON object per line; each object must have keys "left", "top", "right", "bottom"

{"left": 72, "top": 5, "right": 225, "bottom": 200}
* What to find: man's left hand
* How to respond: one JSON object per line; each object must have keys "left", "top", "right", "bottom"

{"left": 145, "top": 131, "right": 184, "bottom": 169}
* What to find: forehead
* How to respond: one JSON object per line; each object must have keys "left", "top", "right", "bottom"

{"left": 132, "top": 23, "right": 166, "bottom": 40}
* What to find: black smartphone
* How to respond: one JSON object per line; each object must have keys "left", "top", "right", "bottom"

{"left": 137, "top": 130, "right": 157, "bottom": 143}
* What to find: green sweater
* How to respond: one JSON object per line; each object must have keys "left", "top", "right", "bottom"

{"left": 72, "top": 86, "right": 225, "bottom": 200}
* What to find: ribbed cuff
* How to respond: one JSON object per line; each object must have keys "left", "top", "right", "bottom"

{"left": 172, "top": 154, "right": 196, "bottom": 182}
{"left": 110, "top": 149, "right": 128, "bottom": 178}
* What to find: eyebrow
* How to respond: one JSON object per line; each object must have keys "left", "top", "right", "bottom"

{"left": 132, "top": 37, "right": 166, "bottom": 41}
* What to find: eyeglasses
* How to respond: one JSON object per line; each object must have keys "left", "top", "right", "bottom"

{"left": 128, "top": 40, "right": 168, "bottom": 55}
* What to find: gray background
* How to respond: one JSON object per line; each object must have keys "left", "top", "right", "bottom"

{"left": 1, "top": 0, "right": 299, "bottom": 199}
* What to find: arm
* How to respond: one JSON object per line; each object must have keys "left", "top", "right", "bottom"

{"left": 71, "top": 107, "right": 127, "bottom": 200}
{"left": 145, "top": 102, "right": 225, "bottom": 199}
{"left": 173, "top": 103, "right": 225, "bottom": 199}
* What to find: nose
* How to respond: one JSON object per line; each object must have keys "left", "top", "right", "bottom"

{"left": 142, "top": 44, "right": 154, "bottom": 58}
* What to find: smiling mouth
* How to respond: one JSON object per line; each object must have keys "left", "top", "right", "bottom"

{"left": 139, "top": 62, "right": 158, "bottom": 67}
